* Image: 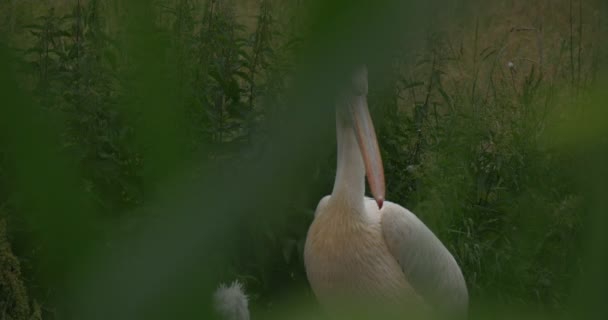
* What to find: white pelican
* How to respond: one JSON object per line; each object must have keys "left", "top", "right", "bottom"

{"left": 304, "top": 66, "right": 468, "bottom": 318}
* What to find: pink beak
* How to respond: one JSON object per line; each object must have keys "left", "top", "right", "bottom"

{"left": 348, "top": 95, "right": 385, "bottom": 209}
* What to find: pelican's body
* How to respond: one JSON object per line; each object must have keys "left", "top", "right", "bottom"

{"left": 305, "top": 197, "right": 418, "bottom": 308}
{"left": 304, "top": 66, "right": 468, "bottom": 317}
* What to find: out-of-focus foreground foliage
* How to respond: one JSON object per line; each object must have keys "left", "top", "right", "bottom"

{"left": 0, "top": 0, "right": 606, "bottom": 319}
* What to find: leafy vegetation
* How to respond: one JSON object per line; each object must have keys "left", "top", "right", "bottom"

{"left": 0, "top": 0, "right": 606, "bottom": 319}
{"left": 0, "top": 220, "right": 42, "bottom": 320}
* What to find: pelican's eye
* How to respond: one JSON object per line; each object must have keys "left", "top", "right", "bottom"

{"left": 351, "top": 65, "right": 368, "bottom": 96}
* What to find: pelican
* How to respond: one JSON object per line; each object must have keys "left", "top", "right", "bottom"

{"left": 304, "top": 66, "right": 468, "bottom": 318}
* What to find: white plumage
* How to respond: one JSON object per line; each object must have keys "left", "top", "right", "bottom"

{"left": 213, "top": 280, "right": 250, "bottom": 320}
{"left": 304, "top": 66, "right": 468, "bottom": 318}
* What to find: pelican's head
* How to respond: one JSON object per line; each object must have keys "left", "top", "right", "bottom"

{"left": 339, "top": 65, "right": 386, "bottom": 209}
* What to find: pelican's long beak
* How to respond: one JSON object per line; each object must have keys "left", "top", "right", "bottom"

{"left": 349, "top": 95, "right": 385, "bottom": 209}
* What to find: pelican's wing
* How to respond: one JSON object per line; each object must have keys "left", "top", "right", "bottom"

{"left": 375, "top": 200, "right": 469, "bottom": 316}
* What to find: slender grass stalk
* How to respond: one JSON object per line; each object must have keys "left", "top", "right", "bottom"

{"left": 569, "top": 0, "right": 575, "bottom": 88}
{"left": 577, "top": 0, "right": 583, "bottom": 94}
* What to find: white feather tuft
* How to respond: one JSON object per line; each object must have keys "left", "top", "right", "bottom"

{"left": 213, "top": 280, "right": 250, "bottom": 320}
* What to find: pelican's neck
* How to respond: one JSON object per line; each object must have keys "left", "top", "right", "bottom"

{"left": 331, "top": 106, "right": 365, "bottom": 211}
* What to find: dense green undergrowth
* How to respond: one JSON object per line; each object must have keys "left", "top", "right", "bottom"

{"left": 0, "top": 219, "right": 42, "bottom": 320}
